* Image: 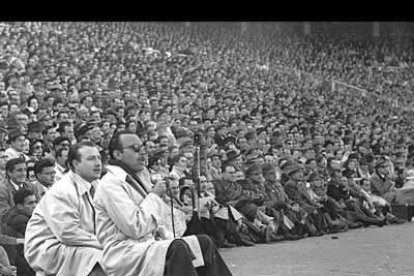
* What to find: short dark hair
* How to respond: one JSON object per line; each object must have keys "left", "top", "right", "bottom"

{"left": 53, "top": 136, "right": 71, "bottom": 148}
{"left": 6, "top": 157, "right": 26, "bottom": 174}
{"left": 67, "top": 141, "right": 97, "bottom": 171}
{"left": 34, "top": 158, "right": 55, "bottom": 177}
{"left": 108, "top": 130, "right": 136, "bottom": 159}
{"left": 13, "top": 188, "right": 35, "bottom": 206}
{"left": 57, "top": 111, "right": 68, "bottom": 120}
{"left": 26, "top": 95, "right": 38, "bottom": 106}
{"left": 172, "top": 154, "right": 186, "bottom": 165}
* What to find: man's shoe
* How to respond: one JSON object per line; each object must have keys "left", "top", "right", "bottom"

{"left": 387, "top": 215, "right": 406, "bottom": 224}
{"left": 284, "top": 234, "right": 302, "bottom": 241}
{"left": 221, "top": 241, "right": 237, "bottom": 248}
{"left": 348, "top": 222, "right": 362, "bottom": 229}
{"left": 240, "top": 239, "right": 255, "bottom": 247}
{"left": 270, "top": 234, "right": 285, "bottom": 242}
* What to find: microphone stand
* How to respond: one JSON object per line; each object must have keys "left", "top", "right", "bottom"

{"left": 195, "top": 146, "right": 201, "bottom": 219}
{"left": 165, "top": 178, "right": 176, "bottom": 239}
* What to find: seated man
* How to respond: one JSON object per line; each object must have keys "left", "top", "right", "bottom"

{"left": 3, "top": 189, "right": 37, "bottom": 276}
{"left": 24, "top": 141, "right": 106, "bottom": 276}
{"left": 214, "top": 164, "right": 281, "bottom": 243}
{"left": 95, "top": 131, "right": 233, "bottom": 276}
{"left": 370, "top": 159, "right": 414, "bottom": 204}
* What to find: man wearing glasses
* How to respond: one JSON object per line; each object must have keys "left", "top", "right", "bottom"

{"left": 94, "top": 131, "right": 233, "bottom": 276}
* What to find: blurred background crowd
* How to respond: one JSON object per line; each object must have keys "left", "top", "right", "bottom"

{"left": 0, "top": 21, "right": 414, "bottom": 275}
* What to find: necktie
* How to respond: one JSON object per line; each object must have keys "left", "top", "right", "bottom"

{"left": 90, "top": 185, "right": 95, "bottom": 198}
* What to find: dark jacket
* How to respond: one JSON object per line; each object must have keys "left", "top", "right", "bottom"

{"left": 4, "top": 207, "right": 30, "bottom": 238}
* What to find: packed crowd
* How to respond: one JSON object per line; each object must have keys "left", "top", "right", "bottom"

{"left": 0, "top": 21, "right": 413, "bottom": 275}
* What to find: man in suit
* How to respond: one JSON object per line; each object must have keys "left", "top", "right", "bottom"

{"left": 0, "top": 158, "right": 38, "bottom": 218}
{"left": 284, "top": 163, "right": 326, "bottom": 236}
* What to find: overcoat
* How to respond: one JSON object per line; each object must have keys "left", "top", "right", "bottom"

{"left": 24, "top": 171, "right": 102, "bottom": 276}
{"left": 95, "top": 165, "right": 203, "bottom": 276}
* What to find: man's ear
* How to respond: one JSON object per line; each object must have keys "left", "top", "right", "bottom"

{"left": 113, "top": 149, "right": 122, "bottom": 160}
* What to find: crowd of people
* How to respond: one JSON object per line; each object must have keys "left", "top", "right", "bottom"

{"left": 0, "top": 21, "right": 413, "bottom": 275}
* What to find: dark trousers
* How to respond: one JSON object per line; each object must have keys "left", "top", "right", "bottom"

{"left": 164, "top": 234, "right": 233, "bottom": 276}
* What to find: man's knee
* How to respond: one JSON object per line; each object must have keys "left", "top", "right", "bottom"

{"left": 168, "top": 239, "right": 193, "bottom": 256}
{"left": 196, "top": 234, "right": 216, "bottom": 251}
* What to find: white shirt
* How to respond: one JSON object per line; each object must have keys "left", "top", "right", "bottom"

{"left": 10, "top": 180, "right": 21, "bottom": 191}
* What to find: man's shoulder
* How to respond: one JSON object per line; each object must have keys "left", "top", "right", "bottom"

{"left": 100, "top": 165, "right": 128, "bottom": 185}
{"left": 6, "top": 207, "right": 29, "bottom": 225}
{"left": 0, "top": 179, "right": 12, "bottom": 193}
{"left": 46, "top": 173, "right": 77, "bottom": 197}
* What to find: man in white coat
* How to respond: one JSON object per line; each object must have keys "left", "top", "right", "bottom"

{"left": 94, "top": 131, "right": 233, "bottom": 276}
{"left": 24, "top": 141, "right": 107, "bottom": 276}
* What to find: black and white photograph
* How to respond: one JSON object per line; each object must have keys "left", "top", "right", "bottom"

{"left": 0, "top": 21, "right": 413, "bottom": 276}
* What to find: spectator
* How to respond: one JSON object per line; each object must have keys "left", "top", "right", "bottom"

{"left": 32, "top": 158, "right": 56, "bottom": 198}
{"left": 96, "top": 131, "right": 233, "bottom": 276}
{"left": 0, "top": 158, "right": 37, "bottom": 217}
{"left": 24, "top": 141, "right": 105, "bottom": 276}
{"left": 3, "top": 189, "right": 37, "bottom": 276}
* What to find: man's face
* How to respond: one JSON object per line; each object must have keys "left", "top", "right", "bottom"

{"left": 58, "top": 113, "right": 69, "bottom": 124}
{"left": 11, "top": 135, "right": 26, "bottom": 151}
{"left": 377, "top": 165, "right": 389, "bottom": 176}
{"left": 91, "top": 112, "right": 101, "bottom": 123}
{"left": 8, "top": 162, "right": 27, "bottom": 184}
{"left": 45, "top": 128, "right": 57, "bottom": 142}
{"left": 0, "top": 151, "right": 9, "bottom": 170}
{"left": 37, "top": 166, "right": 56, "bottom": 186}
{"left": 248, "top": 170, "right": 264, "bottom": 183}
{"left": 0, "top": 105, "right": 8, "bottom": 117}
{"left": 56, "top": 140, "right": 71, "bottom": 152}
{"left": 361, "top": 180, "right": 371, "bottom": 192}
{"left": 57, "top": 149, "right": 69, "bottom": 168}
{"left": 18, "top": 195, "right": 37, "bottom": 216}
{"left": 223, "top": 166, "right": 237, "bottom": 182}
{"left": 211, "top": 156, "right": 221, "bottom": 169}
{"left": 91, "top": 126, "right": 102, "bottom": 140}
{"left": 177, "top": 156, "right": 187, "bottom": 168}
{"left": 60, "top": 124, "right": 73, "bottom": 139}
{"left": 117, "top": 134, "right": 147, "bottom": 172}
{"left": 101, "top": 122, "right": 111, "bottom": 135}
{"left": 16, "top": 114, "right": 29, "bottom": 127}
{"left": 73, "top": 146, "right": 102, "bottom": 182}
{"left": 263, "top": 168, "right": 277, "bottom": 182}
{"left": 290, "top": 169, "right": 303, "bottom": 181}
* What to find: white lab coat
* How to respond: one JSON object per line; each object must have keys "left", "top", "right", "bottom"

{"left": 24, "top": 171, "right": 102, "bottom": 276}
{"left": 95, "top": 165, "right": 203, "bottom": 276}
